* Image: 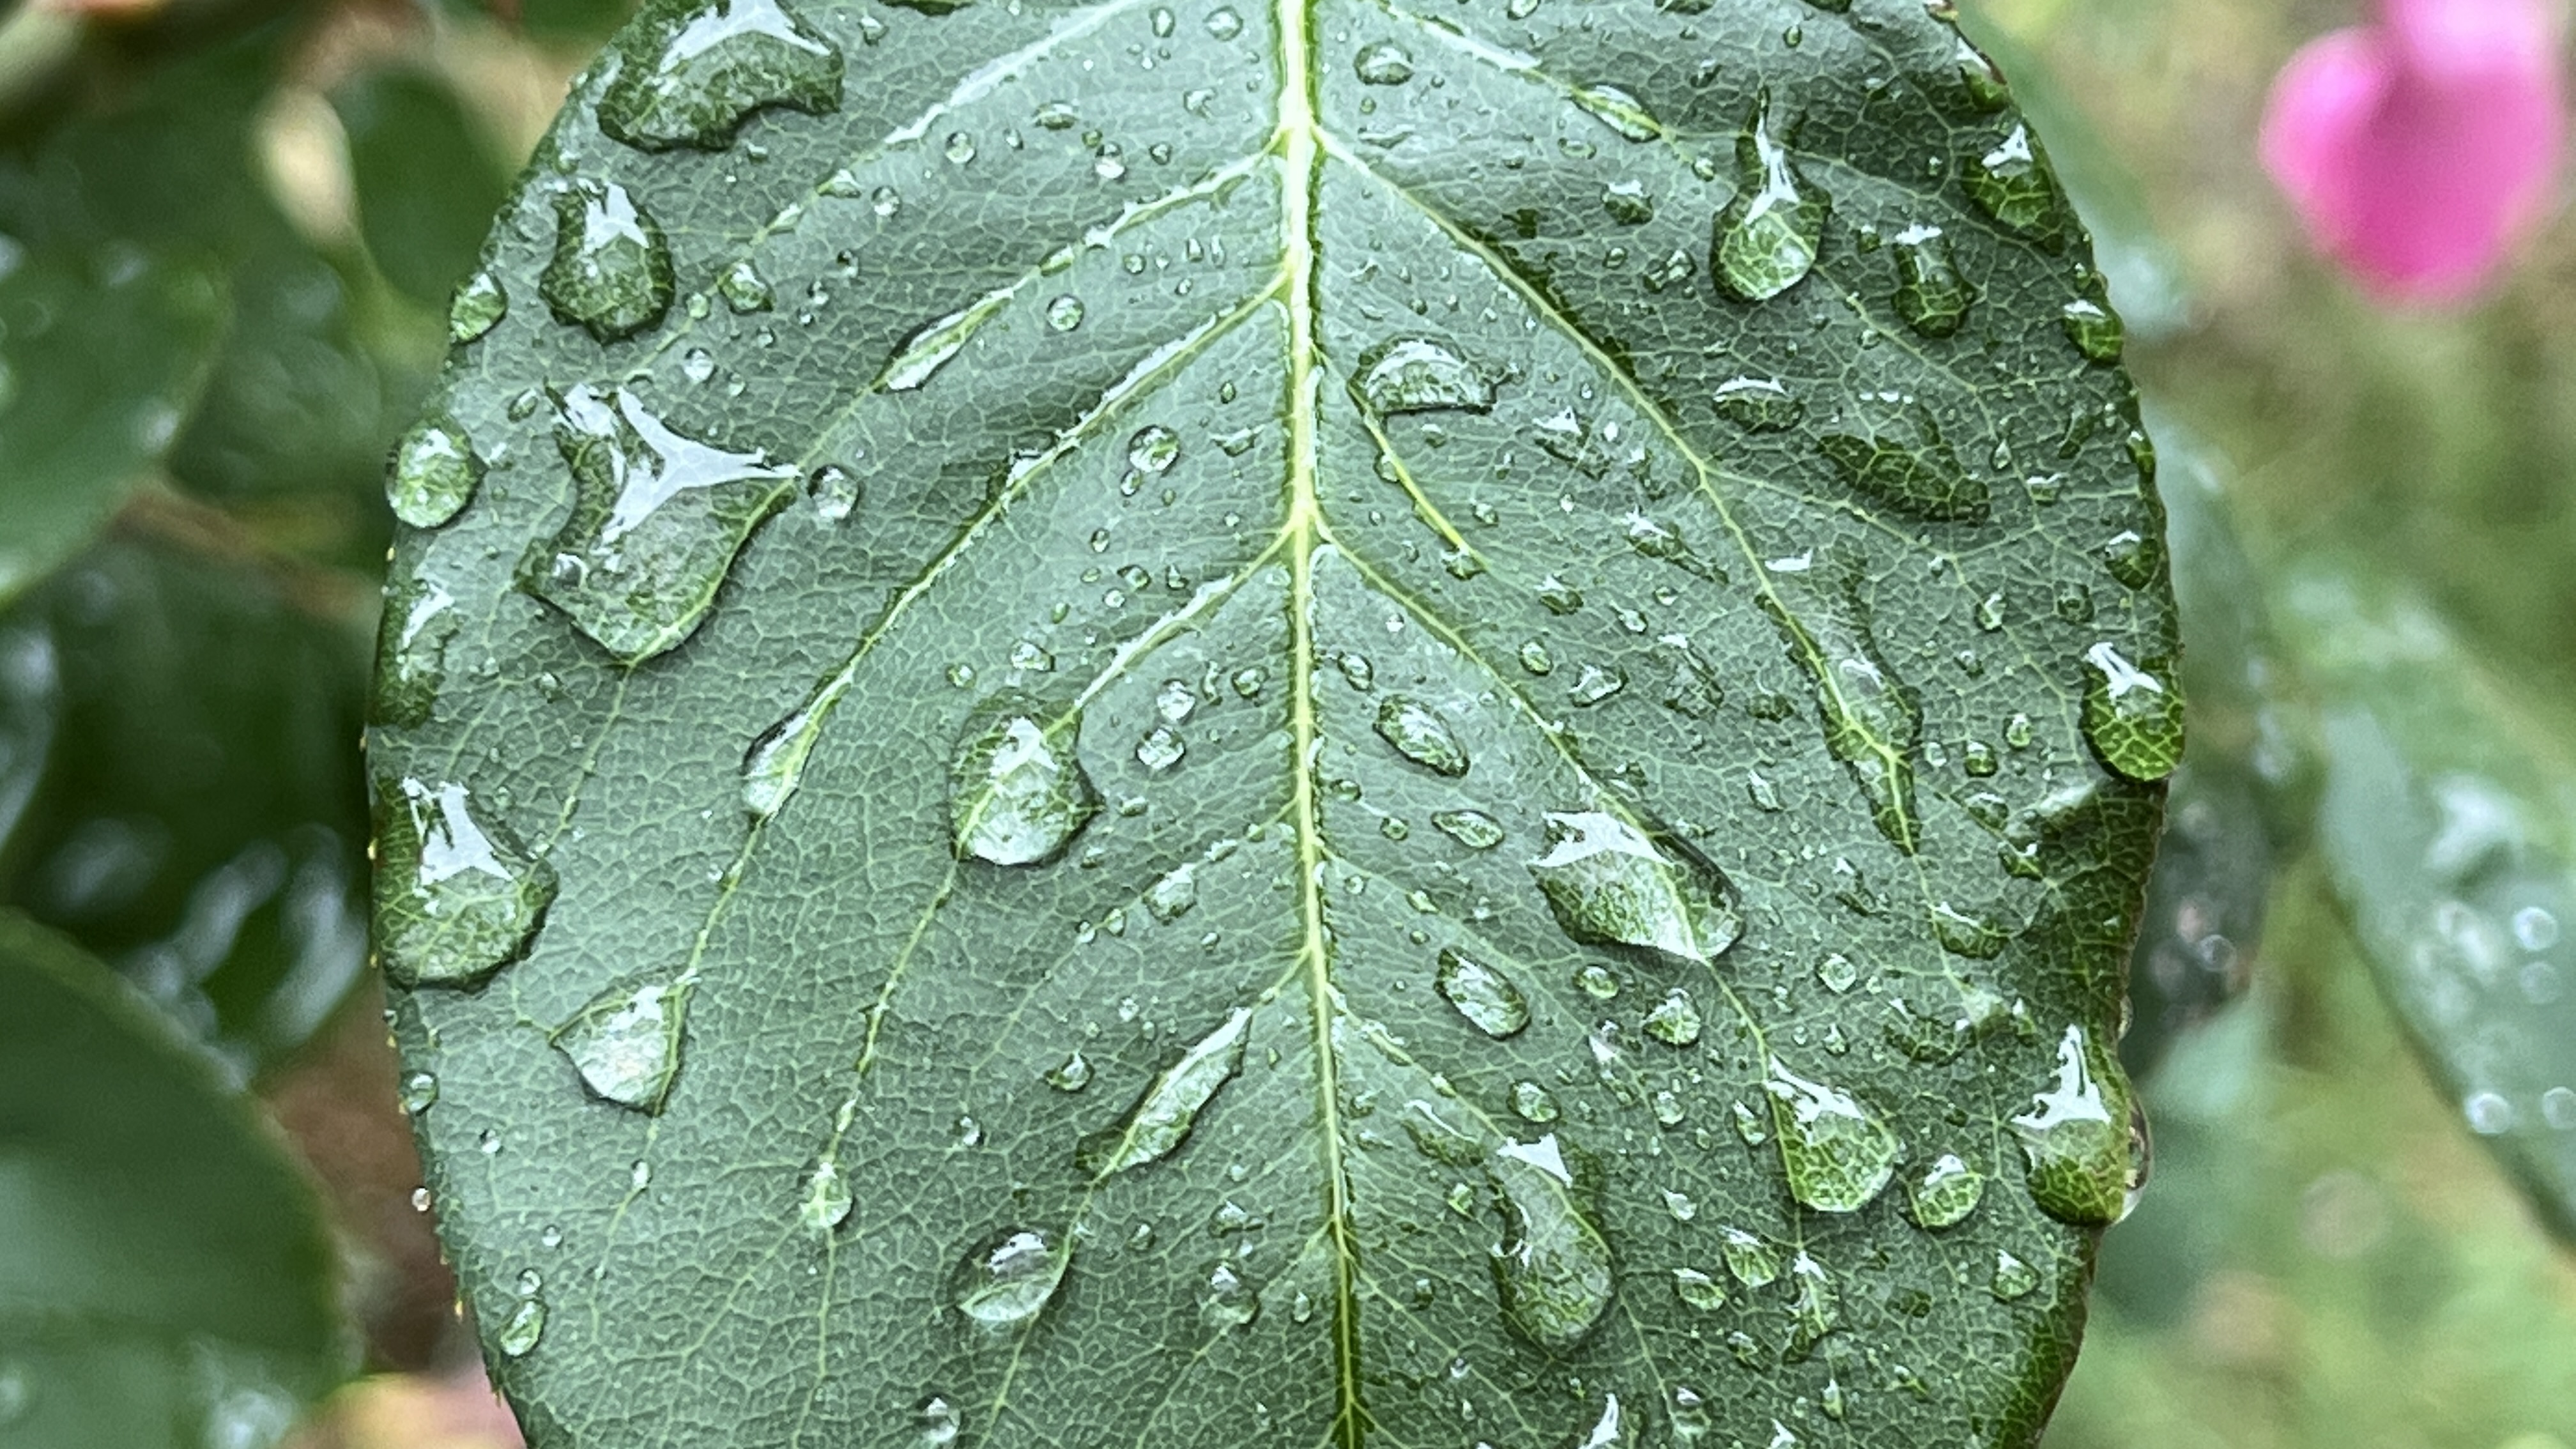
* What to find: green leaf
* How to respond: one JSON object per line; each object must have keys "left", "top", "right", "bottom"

{"left": 0, "top": 248, "right": 227, "bottom": 607}
{"left": 2277, "top": 562, "right": 2576, "bottom": 1245}
{"left": 334, "top": 68, "right": 517, "bottom": 308}
{"left": 376, "top": 0, "right": 2178, "bottom": 1441}
{"left": 0, "top": 910, "right": 352, "bottom": 1447}
{"left": 0, "top": 539, "right": 373, "bottom": 1077}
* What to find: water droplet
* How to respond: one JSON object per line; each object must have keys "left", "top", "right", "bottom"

{"left": 1046, "top": 1052, "right": 1092, "bottom": 1091}
{"left": 1518, "top": 640, "right": 1555, "bottom": 675}
{"left": 1134, "top": 725, "right": 1185, "bottom": 772}
{"left": 1763, "top": 1057, "right": 1901, "bottom": 1213}
{"left": 1127, "top": 424, "right": 1181, "bottom": 473}
{"left": 1431, "top": 809, "right": 1504, "bottom": 849}
{"left": 1711, "top": 93, "right": 1829, "bottom": 302}
{"left": 1642, "top": 988, "right": 1703, "bottom": 1046}
{"left": 950, "top": 694, "right": 1100, "bottom": 865}
{"left": 1436, "top": 946, "right": 1530, "bottom": 1038}
{"left": 916, "top": 1397, "right": 962, "bottom": 1449}
{"left": 1889, "top": 224, "right": 1975, "bottom": 337}
{"left": 2060, "top": 298, "right": 2123, "bottom": 361}
{"left": 400, "top": 1071, "right": 440, "bottom": 1113}
{"left": 808, "top": 463, "right": 861, "bottom": 523}
{"left": 526, "top": 383, "right": 799, "bottom": 661}
{"left": 1763, "top": 578, "right": 1923, "bottom": 850}
{"left": 377, "top": 778, "right": 558, "bottom": 988}
{"left": 1203, "top": 4, "right": 1243, "bottom": 37}
{"left": 878, "top": 290, "right": 1011, "bottom": 391}
{"left": 387, "top": 411, "right": 484, "bottom": 529}
{"left": 1673, "top": 1268, "right": 1727, "bottom": 1310}
{"left": 540, "top": 179, "right": 674, "bottom": 342}
{"left": 449, "top": 270, "right": 508, "bottom": 343}
{"left": 2012, "top": 1024, "right": 2136, "bottom": 1225}
{"left": 1080, "top": 1007, "right": 1252, "bottom": 1175}
{"left": 717, "top": 259, "right": 774, "bottom": 312}
{"left": 870, "top": 184, "right": 901, "bottom": 217}
{"left": 799, "top": 1140, "right": 854, "bottom": 1234}
{"left": 552, "top": 972, "right": 694, "bottom": 1113}
{"left": 1372, "top": 694, "right": 1469, "bottom": 776}
{"left": 1905, "top": 1152, "right": 1984, "bottom": 1229}
{"left": 1601, "top": 179, "right": 1654, "bottom": 226}
{"left": 1510, "top": 1080, "right": 1560, "bottom": 1123}
{"left": 496, "top": 1296, "right": 546, "bottom": 1356}
{"left": 1200, "top": 1263, "right": 1261, "bottom": 1330}
{"left": 1352, "top": 336, "right": 1495, "bottom": 415}
{"left": 1713, "top": 375, "right": 1803, "bottom": 433}
{"left": 1718, "top": 1225, "right": 1780, "bottom": 1287}
{"left": 1572, "top": 84, "right": 1660, "bottom": 141}
{"left": 1485, "top": 1135, "right": 1614, "bottom": 1353}
{"left": 1815, "top": 395, "right": 1988, "bottom": 521}
{"left": 1527, "top": 811, "right": 1740, "bottom": 967}
{"left": 1816, "top": 953, "right": 1859, "bottom": 993}
{"left": 2098, "top": 530, "right": 2159, "bottom": 588}
{"left": 1963, "top": 124, "right": 2066, "bottom": 246}
{"left": 2080, "top": 643, "right": 2184, "bottom": 781}
{"left": 1045, "top": 293, "right": 1085, "bottom": 331}
{"left": 1353, "top": 40, "right": 1414, "bottom": 84}
{"left": 951, "top": 1227, "right": 1071, "bottom": 1327}
{"left": 944, "top": 130, "right": 977, "bottom": 164}
{"left": 1566, "top": 663, "right": 1625, "bottom": 707}
{"left": 1988, "top": 1250, "right": 2040, "bottom": 1301}
{"left": 596, "top": 0, "right": 841, "bottom": 150}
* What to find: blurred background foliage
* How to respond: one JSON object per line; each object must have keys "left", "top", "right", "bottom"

{"left": 1, "top": 0, "right": 2574, "bottom": 1441}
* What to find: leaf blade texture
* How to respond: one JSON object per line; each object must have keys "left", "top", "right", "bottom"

{"left": 374, "top": 1, "right": 2179, "bottom": 1443}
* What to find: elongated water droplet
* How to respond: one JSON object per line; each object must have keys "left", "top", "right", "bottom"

{"left": 1713, "top": 375, "right": 1802, "bottom": 433}
{"left": 1352, "top": 337, "right": 1495, "bottom": 415}
{"left": 1784, "top": 1252, "right": 1837, "bottom": 1357}
{"left": 1989, "top": 1250, "right": 2041, "bottom": 1301}
{"left": 387, "top": 413, "right": 484, "bottom": 528}
{"left": 1373, "top": 694, "right": 1469, "bottom": 776}
{"left": 450, "top": 270, "right": 508, "bottom": 343}
{"left": 1711, "top": 93, "right": 1829, "bottom": 302}
{"left": 496, "top": 1296, "right": 546, "bottom": 1357}
{"left": 1431, "top": 809, "right": 1504, "bottom": 850}
{"left": 377, "top": 778, "right": 558, "bottom": 988}
{"left": 1673, "top": 1268, "right": 1727, "bottom": 1310}
{"left": 1080, "top": 1006, "right": 1252, "bottom": 1175}
{"left": 1762, "top": 574, "right": 1922, "bottom": 851}
{"left": 1601, "top": 179, "right": 1654, "bottom": 226}
{"left": 1963, "top": 123, "right": 2066, "bottom": 246}
{"left": 1527, "top": 812, "right": 1740, "bottom": 966}
{"left": 553, "top": 971, "right": 696, "bottom": 1114}
{"left": 949, "top": 693, "right": 1098, "bottom": 866}
{"left": 2061, "top": 298, "right": 2124, "bottom": 361}
{"left": 1764, "top": 1056, "right": 1901, "bottom": 1213}
{"left": 878, "top": 289, "right": 1011, "bottom": 391}
{"left": 2080, "top": 642, "right": 2184, "bottom": 781}
{"left": 541, "top": 180, "right": 673, "bottom": 342}
{"left": 743, "top": 677, "right": 841, "bottom": 822}
{"left": 1045, "top": 1053, "right": 1091, "bottom": 1091}
{"left": 597, "top": 0, "right": 843, "bottom": 151}
{"left": 800, "top": 1143, "right": 854, "bottom": 1233}
{"left": 1905, "top": 1152, "right": 1984, "bottom": 1228}
{"left": 377, "top": 574, "right": 461, "bottom": 727}
{"left": 2012, "top": 1024, "right": 2135, "bottom": 1225}
{"left": 1572, "top": 83, "right": 1660, "bottom": 141}
{"left": 1718, "top": 1225, "right": 1780, "bottom": 1287}
{"left": 1485, "top": 1134, "right": 1614, "bottom": 1353}
{"left": 526, "top": 384, "right": 799, "bottom": 661}
{"left": 1815, "top": 395, "right": 1988, "bottom": 521}
{"left": 951, "top": 1227, "right": 1071, "bottom": 1327}
{"left": 1889, "top": 224, "right": 1975, "bottom": 337}
{"left": 1353, "top": 40, "right": 1414, "bottom": 83}
{"left": 1436, "top": 946, "right": 1530, "bottom": 1038}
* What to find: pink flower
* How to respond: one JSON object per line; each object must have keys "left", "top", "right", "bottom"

{"left": 2260, "top": 0, "right": 2568, "bottom": 304}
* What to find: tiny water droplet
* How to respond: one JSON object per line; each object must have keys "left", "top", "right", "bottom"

{"left": 1889, "top": 224, "right": 1975, "bottom": 337}
{"left": 1988, "top": 1250, "right": 2041, "bottom": 1301}
{"left": 1045, "top": 293, "right": 1085, "bottom": 331}
{"left": 496, "top": 1296, "right": 546, "bottom": 1357}
{"left": 1713, "top": 376, "right": 1803, "bottom": 433}
{"left": 1572, "top": 84, "right": 1660, "bottom": 141}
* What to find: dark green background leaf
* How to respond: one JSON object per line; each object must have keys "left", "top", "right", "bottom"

{"left": 375, "top": 0, "right": 2179, "bottom": 1443}
{"left": 335, "top": 67, "right": 517, "bottom": 308}
{"left": 2277, "top": 562, "right": 2576, "bottom": 1245}
{"left": 0, "top": 911, "right": 351, "bottom": 1446}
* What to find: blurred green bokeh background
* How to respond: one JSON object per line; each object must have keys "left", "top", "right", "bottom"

{"left": 3, "top": 0, "right": 2575, "bottom": 1441}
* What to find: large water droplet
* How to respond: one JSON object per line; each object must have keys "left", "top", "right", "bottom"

{"left": 1373, "top": 694, "right": 1469, "bottom": 776}
{"left": 1814, "top": 395, "right": 1988, "bottom": 521}
{"left": 2061, "top": 298, "right": 2124, "bottom": 362}
{"left": 1963, "top": 123, "right": 2066, "bottom": 247}
{"left": 1485, "top": 1134, "right": 1614, "bottom": 1353}
{"left": 387, "top": 411, "right": 485, "bottom": 529}
{"left": 376, "top": 574, "right": 461, "bottom": 727}
{"left": 743, "top": 678, "right": 839, "bottom": 822}
{"left": 2011, "top": 1023, "right": 2136, "bottom": 1225}
{"left": 1905, "top": 1152, "right": 1984, "bottom": 1229}
{"left": 525, "top": 383, "right": 799, "bottom": 662}
{"left": 1200, "top": 1263, "right": 1261, "bottom": 1330}
{"left": 949, "top": 693, "right": 1100, "bottom": 866}
{"left": 541, "top": 180, "right": 675, "bottom": 342}
{"left": 597, "top": 0, "right": 844, "bottom": 151}
{"left": 951, "top": 1227, "right": 1072, "bottom": 1327}
{"left": 1713, "top": 376, "right": 1804, "bottom": 433}
{"left": 1710, "top": 93, "right": 1829, "bottom": 302}
{"left": 552, "top": 971, "right": 696, "bottom": 1114}
{"left": 1526, "top": 811, "right": 1740, "bottom": 967}
{"left": 1080, "top": 1006, "right": 1252, "bottom": 1175}
{"left": 450, "top": 270, "right": 508, "bottom": 343}
{"left": 1762, "top": 578, "right": 1922, "bottom": 851}
{"left": 1988, "top": 1250, "right": 2041, "bottom": 1301}
{"left": 376, "top": 778, "right": 558, "bottom": 988}
{"left": 1889, "top": 224, "right": 1975, "bottom": 338}
{"left": 1572, "top": 84, "right": 1660, "bottom": 141}
{"left": 1717, "top": 1225, "right": 1779, "bottom": 1287}
{"left": 496, "top": 1295, "right": 546, "bottom": 1357}
{"left": 1436, "top": 946, "right": 1530, "bottom": 1038}
{"left": 1353, "top": 40, "right": 1414, "bottom": 83}
{"left": 1432, "top": 809, "right": 1505, "bottom": 850}
{"left": 1763, "top": 1057, "right": 1901, "bottom": 1213}
{"left": 1352, "top": 337, "right": 1495, "bottom": 415}
{"left": 878, "top": 290, "right": 1011, "bottom": 391}
{"left": 2080, "top": 642, "right": 2184, "bottom": 781}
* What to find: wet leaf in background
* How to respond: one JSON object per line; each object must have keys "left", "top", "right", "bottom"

{"left": 375, "top": 0, "right": 2181, "bottom": 1442}
{"left": 0, "top": 538, "right": 372, "bottom": 1079}
{"left": 2278, "top": 560, "right": 2576, "bottom": 1245}
{"left": 0, "top": 910, "right": 352, "bottom": 1448}
{"left": 334, "top": 68, "right": 516, "bottom": 308}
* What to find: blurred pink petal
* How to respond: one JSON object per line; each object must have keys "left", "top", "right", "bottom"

{"left": 2260, "top": 0, "right": 2567, "bottom": 303}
